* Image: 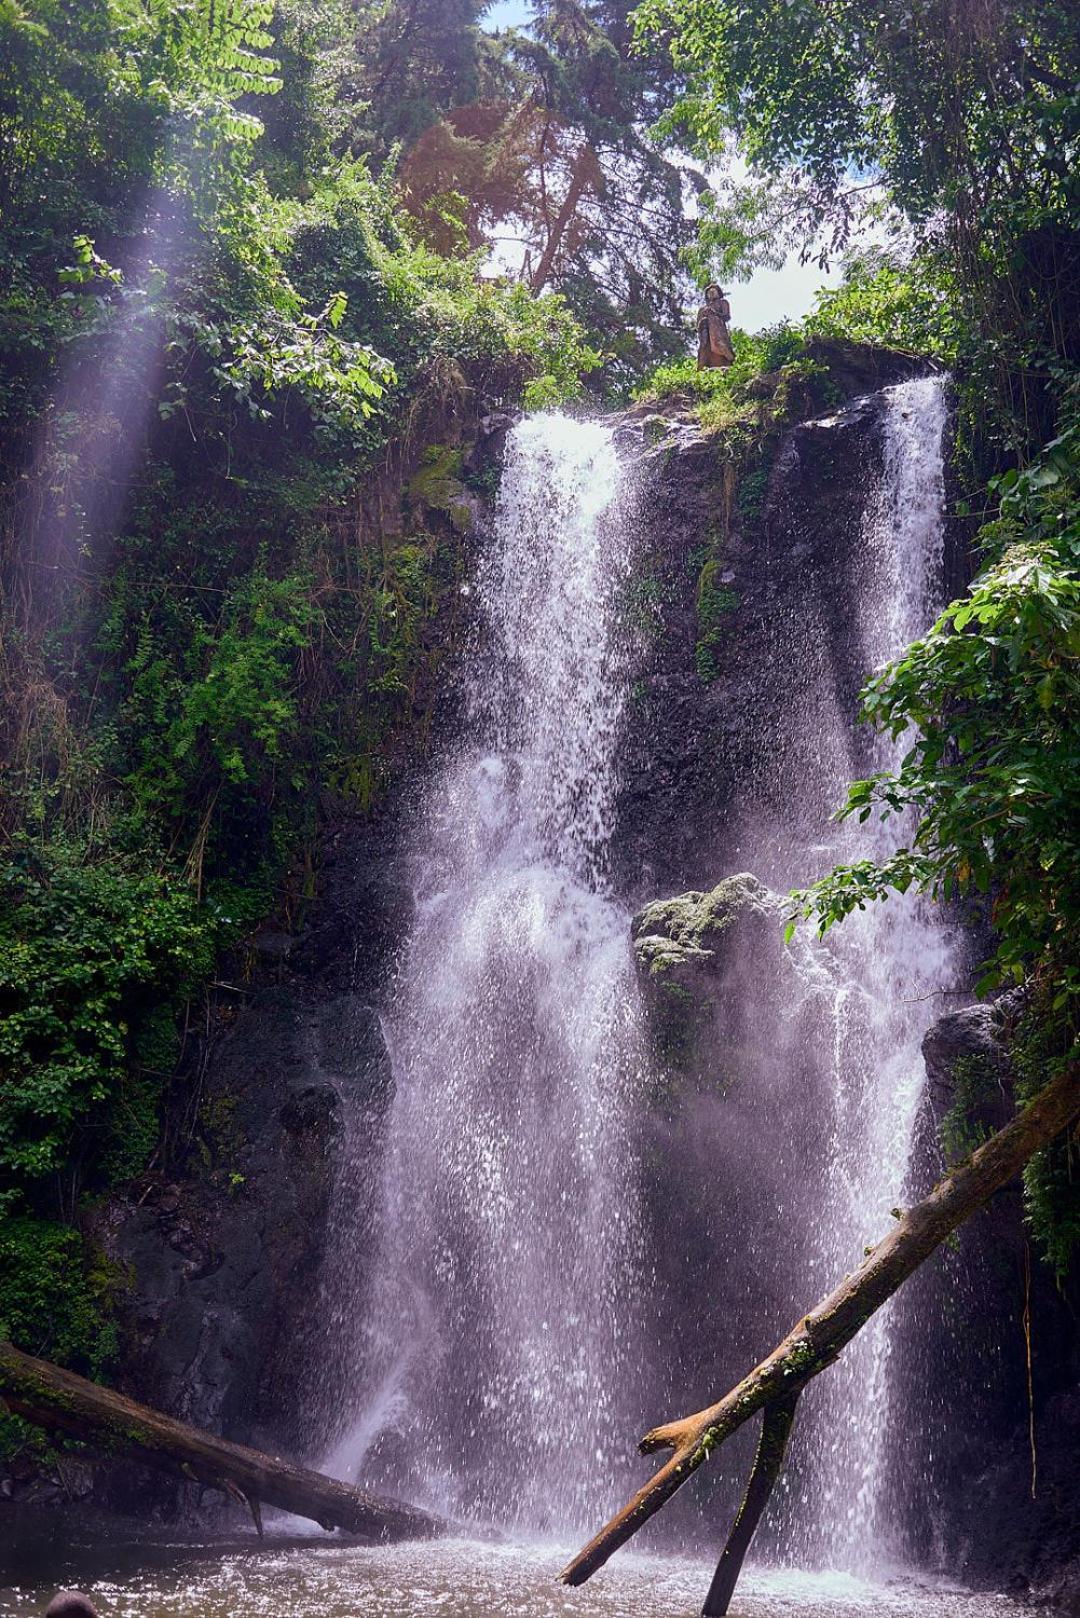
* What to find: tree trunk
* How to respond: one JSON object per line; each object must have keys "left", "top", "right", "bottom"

{"left": 561, "top": 1063, "right": 1079, "bottom": 1594}
{"left": 702, "top": 1392, "right": 799, "bottom": 1616}
{"left": 0, "top": 1339, "right": 444, "bottom": 1542}
{"left": 528, "top": 145, "right": 600, "bottom": 296}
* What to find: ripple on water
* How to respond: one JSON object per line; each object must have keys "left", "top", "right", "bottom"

{"left": 0, "top": 1537, "right": 1040, "bottom": 1618}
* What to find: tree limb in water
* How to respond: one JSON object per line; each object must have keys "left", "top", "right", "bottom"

{"left": 702, "top": 1390, "right": 799, "bottom": 1616}
{"left": 0, "top": 1339, "right": 444, "bottom": 1543}
{"left": 561, "top": 1063, "right": 1079, "bottom": 1597}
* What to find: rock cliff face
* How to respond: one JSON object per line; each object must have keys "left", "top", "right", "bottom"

{"left": 92, "top": 352, "right": 946, "bottom": 1484}
{"left": 72, "top": 404, "right": 507, "bottom": 1516}
{"left": 626, "top": 869, "right": 1080, "bottom": 1604}
{"left": 610, "top": 357, "right": 965, "bottom": 901}
{"left": 610, "top": 360, "right": 1078, "bottom": 1604}
{"left": 61, "top": 345, "right": 1076, "bottom": 1608}
{"left": 899, "top": 1005, "right": 1080, "bottom": 1612}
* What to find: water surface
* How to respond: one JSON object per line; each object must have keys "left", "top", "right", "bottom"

{"left": 0, "top": 1537, "right": 1034, "bottom": 1618}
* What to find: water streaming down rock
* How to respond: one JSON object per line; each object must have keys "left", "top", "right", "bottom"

{"left": 623, "top": 375, "right": 960, "bottom": 1576}
{"left": 324, "top": 414, "right": 650, "bottom": 1531}
{"left": 781, "top": 376, "right": 960, "bottom": 1568}
{"left": 319, "top": 380, "right": 960, "bottom": 1572}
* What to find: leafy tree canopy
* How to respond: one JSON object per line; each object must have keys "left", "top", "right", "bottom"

{"left": 384, "top": 0, "right": 700, "bottom": 387}
{"left": 635, "top": 0, "right": 1080, "bottom": 453}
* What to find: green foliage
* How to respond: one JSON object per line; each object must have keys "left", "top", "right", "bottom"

{"left": 0, "top": 0, "right": 596, "bottom": 482}
{"left": 0, "top": 844, "right": 215, "bottom": 1201}
{"left": 1010, "top": 999, "right": 1080, "bottom": 1280}
{"left": 804, "top": 249, "right": 961, "bottom": 363}
{"left": 791, "top": 414, "right": 1080, "bottom": 1003}
{"left": 325, "top": 528, "right": 451, "bottom": 810}
{"left": 346, "top": 0, "right": 492, "bottom": 161}
{"left": 790, "top": 404, "right": 1080, "bottom": 1267}
{"left": 939, "top": 1056, "right": 997, "bottom": 1164}
{"left": 0, "top": 1219, "right": 120, "bottom": 1375}
{"left": 0, "top": 0, "right": 601, "bottom": 1395}
{"left": 110, "top": 565, "right": 315, "bottom": 829}
{"left": 694, "top": 560, "right": 738, "bottom": 683}
{"left": 634, "top": 0, "right": 1079, "bottom": 459}
{"left": 373, "top": 0, "right": 697, "bottom": 388}
{"left": 632, "top": 323, "right": 834, "bottom": 443}
{"left": 635, "top": 324, "right": 805, "bottom": 403}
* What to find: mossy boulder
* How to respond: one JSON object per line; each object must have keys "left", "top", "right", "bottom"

{"left": 406, "top": 443, "right": 474, "bottom": 534}
{"left": 631, "top": 873, "right": 787, "bottom": 1090}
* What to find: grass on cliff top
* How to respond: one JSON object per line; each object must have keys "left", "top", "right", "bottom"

{"left": 632, "top": 324, "right": 818, "bottom": 434}
{"left": 635, "top": 324, "right": 806, "bottom": 395}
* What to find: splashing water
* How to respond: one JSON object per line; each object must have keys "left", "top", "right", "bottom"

{"left": 789, "top": 377, "right": 960, "bottom": 1567}
{"left": 318, "top": 382, "right": 962, "bottom": 1575}
{"left": 324, "top": 415, "right": 649, "bottom": 1530}
{"left": 0, "top": 1537, "right": 1031, "bottom": 1618}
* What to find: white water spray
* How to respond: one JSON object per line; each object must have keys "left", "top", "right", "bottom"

{"left": 326, "top": 415, "right": 648, "bottom": 1530}
{"left": 321, "top": 380, "right": 958, "bottom": 1573}
{"left": 793, "top": 376, "right": 959, "bottom": 1566}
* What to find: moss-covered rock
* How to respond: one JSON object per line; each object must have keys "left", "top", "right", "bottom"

{"left": 631, "top": 874, "right": 786, "bottom": 1090}
{"left": 407, "top": 443, "right": 475, "bottom": 534}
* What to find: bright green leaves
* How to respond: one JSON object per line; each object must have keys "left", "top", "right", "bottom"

{"left": 0, "top": 849, "right": 215, "bottom": 1204}
{"left": 111, "top": 566, "right": 317, "bottom": 829}
{"left": 181, "top": 296, "right": 396, "bottom": 429}
{"left": 633, "top": 0, "right": 1078, "bottom": 468}
{"left": 790, "top": 414, "right": 1080, "bottom": 1024}
{"left": 59, "top": 236, "right": 124, "bottom": 289}
{"left": 149, "top": 0, "right": 281, "bottom": 132}
{"left": 804, "top": 250, "right": 962, "bottom": 365}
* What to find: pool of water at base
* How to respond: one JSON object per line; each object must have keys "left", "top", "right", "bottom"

{"left": 0, "top": 1535, "right": 1041, "bottom": 1618}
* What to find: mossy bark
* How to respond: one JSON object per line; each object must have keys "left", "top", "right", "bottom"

{"left": 0, "top": 1339, "right": 444, "bottom": 1541}
{"left": 561, "top": 1063, "right": 1080, "bottom": 1603}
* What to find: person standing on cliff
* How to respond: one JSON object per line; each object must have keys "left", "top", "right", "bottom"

{"left": 697, "top": 283, "right": 734, "bottom": 368}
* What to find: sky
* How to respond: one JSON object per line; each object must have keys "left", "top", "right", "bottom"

{"left": 482, "top": 0, "right": 532, "bottom": 24}
{"left": 478, "top": 0, "right": 843, "bottom": 333}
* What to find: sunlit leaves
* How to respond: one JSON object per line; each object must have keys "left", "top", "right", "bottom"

{"left": 58, "top": 235, "right": 123, "bottom": 288}
{"left": 791, "top": 403, "right": 1080, "bottom": 1014}
{"left": 633, "top": 0, "right": 1078, "bottom": 463}
{"left": 149, "top": 0, "right": 280, "bottom": 115}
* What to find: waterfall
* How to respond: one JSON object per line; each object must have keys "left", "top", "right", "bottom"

{"left": 324, "top": 414, "right": 649, "bottom": 1530}
{"left": 316, "top": 379, "right": 958, "bottom": 1573}
{"left": 628, "top": 375, "right": 959, "bottom": 1574}
{"left": 788, "top": 376, "right": 959, "bottom": 1566}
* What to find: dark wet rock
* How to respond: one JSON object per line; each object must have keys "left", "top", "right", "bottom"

{"left": 889, "top": 1001, "right": 1080, "bottom": 1610}
{"left": 70, "top": 393, "right": 489, "bottom": 1521}
{"left": 87, "top": 974, "right": 396, "bottom": 1522}
{"left": 803, "top": 337, "right": 935, "bottom": 398}
{"left": 611, "top": 351, "right": 974, "bottom": 911}
{"left": 610, "top": 372, "right": 1076, "bottom": 1605}
{"left": 611, "top": 380, "right": 968, "bottom": 901}
{"left": 280, "top": 1083, "right": 342, "bottom": 1137}
{"left": 250, "top": 927, "right": 294, "bottom": 966}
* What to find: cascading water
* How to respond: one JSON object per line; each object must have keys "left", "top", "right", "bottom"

{"left": 628, "top": 375, "right": 960, "bottom": 1579}
{"left": 315, "top": 379, "right": 960, "bottom": 1575}
{"left": 784, "top": 376, "right": 960, "bottom": 1567}
{"left": 3, "top": 383, "right": 1026, "bottom": 1618}
{"left": 324, "top": 415, "right": 649, "bottom": 1530}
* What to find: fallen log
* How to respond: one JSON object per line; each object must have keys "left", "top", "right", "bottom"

{"left": 0, "top": 1339, "right": 444, "bottom": 1542}
{"left": 702, "top": 1391, "right": 799, "bottom": 1616}
{"left": 561, "top": 1061, "right": 1079, "bottom": 1606}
